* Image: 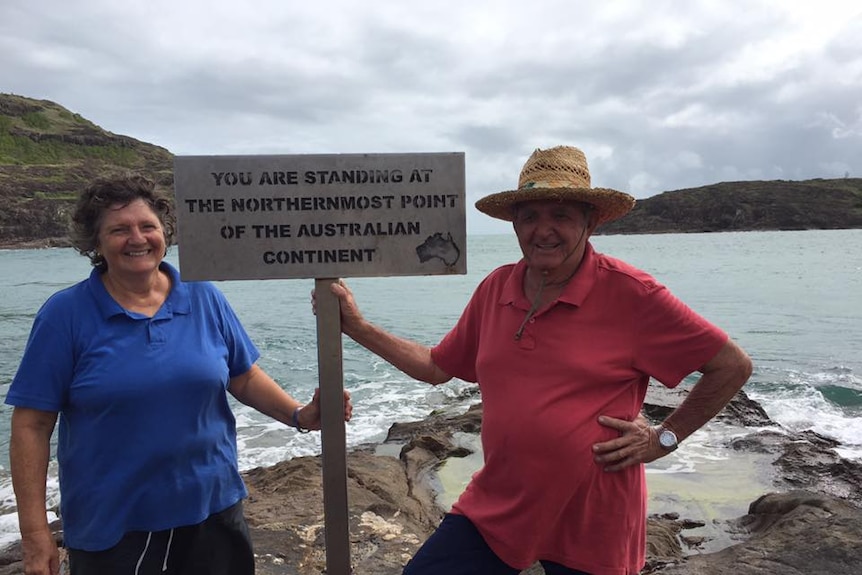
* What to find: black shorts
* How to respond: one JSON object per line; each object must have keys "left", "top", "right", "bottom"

{"left": 67, "top": 501, "right": 254, "bottom": 575}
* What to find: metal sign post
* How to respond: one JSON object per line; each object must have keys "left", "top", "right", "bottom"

{"left": 173, "top": 152, "right": 466, "bottom": 575}
{"left": 314, "top": 278, "right": 351, "bottom": 574}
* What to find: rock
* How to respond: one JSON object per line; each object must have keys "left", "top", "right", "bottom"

{"left": 1, "top": 389, "right": 860, "bottom": 574}
{"left": 650, "top": 491, "right": 862, "bottom": 574}
{"left": 730, "top": 429, "right": 862, "bottom": 508}
{"left": 243, "top": 449, "right": 439, "bottom": 574}
{"left": 245, "top": 391, "right": 862, "bottom": 575}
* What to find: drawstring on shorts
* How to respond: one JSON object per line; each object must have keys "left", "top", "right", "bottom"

{"left": 162, "top": 528, "right": 174, "bottom": 571}
{"left": 135, "top": 532, "right": 152, "bottom": 575}
{"left": 133, "top": 528, "right": 173, "bottom": 574}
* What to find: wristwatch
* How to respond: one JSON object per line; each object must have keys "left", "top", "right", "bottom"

{"left": 656, "top": 426, "right": 678, "bottom": 452}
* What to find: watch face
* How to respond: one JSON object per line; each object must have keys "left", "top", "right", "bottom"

{"left": 659, "top": 429, "right": 677, "bottom": 448}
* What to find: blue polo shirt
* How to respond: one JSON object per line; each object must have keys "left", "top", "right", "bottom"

{"left": 6, "top": 262, "right": 259, "bottom": 551}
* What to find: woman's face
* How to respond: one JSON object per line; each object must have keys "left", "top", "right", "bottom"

{"left": 96, "top": 198, "right": 166, "bottom": 276}
{"left": 512, "top": 200, "right": 595, "bottom": 279}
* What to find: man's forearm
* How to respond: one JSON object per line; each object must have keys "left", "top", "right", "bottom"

{"left": 663, "top": 340, "right": 753, "bottom": 441}
{"left": 346, "top": 320, "right": 451, "bottom": 384}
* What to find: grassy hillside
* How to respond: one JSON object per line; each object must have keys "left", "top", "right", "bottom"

{"left": 0, "top": 93, "right": 172, "bottom": 247}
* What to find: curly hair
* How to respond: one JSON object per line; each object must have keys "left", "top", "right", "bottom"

{"left": 70, "top": 174, "right": 177, "bottom": 270}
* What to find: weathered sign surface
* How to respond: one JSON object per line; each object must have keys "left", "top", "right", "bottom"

{"left": 174, "top": 153, "right": 466, "bottom": 280}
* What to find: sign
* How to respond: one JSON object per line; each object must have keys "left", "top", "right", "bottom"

{"left": 173, "top": 153, "right": 466, "bottom": 281}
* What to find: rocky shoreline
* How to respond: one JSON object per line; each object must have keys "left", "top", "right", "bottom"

{"left": 1, "top": 387, "right": 860, "bottom": 574}
{"left": 0, "top": 237, "right": 72, "bottom": 251}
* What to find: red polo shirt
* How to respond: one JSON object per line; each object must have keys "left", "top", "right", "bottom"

{"left": 431, "top": 243, "right": 727, "bottom": 575}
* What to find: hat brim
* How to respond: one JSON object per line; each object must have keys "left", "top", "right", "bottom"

{"left": 475, "top": 187, "right": 636, "bottom": 224}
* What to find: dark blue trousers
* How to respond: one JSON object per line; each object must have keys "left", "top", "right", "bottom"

{"left": 404, "top": 513, "right": 591, "bottom": 575}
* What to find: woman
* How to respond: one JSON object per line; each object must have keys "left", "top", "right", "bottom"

{"left": 6, "top": 174, "right": 351, "bottom": 575}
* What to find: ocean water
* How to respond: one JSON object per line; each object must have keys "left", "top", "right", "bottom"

{"left": 0, "top": 230, "right": 861, "bottom": 548}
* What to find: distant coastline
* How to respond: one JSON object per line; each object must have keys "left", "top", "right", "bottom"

{"left": 2, "top": 93, "right": 861, "bottom": 248}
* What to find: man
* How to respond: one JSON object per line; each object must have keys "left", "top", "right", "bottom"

{"left": 328, "top": 146, "right": 752, "bottom": 575}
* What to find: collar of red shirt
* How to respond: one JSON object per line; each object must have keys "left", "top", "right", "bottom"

{"left": 499, "top": 242, "right": 599, "bottom": 311}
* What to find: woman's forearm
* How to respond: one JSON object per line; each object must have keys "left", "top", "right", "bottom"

{"left": 10, "top": 408, "right": 57, "bottom": 535}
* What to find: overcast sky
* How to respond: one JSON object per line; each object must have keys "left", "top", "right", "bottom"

{"left": 2, "top": 0, "right": 860, "bottom": 234}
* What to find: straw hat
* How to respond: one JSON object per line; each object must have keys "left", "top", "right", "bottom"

{"left": 475, "top": 146, "right": 635, "bottom": 225}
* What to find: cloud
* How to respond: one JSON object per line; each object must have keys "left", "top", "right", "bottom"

{"left": 1, "top": 0, "right": 860, "bottom": 234}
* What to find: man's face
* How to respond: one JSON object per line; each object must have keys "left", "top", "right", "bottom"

{"left": 512, "top": 200, "right": 595, "bottom": 276}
